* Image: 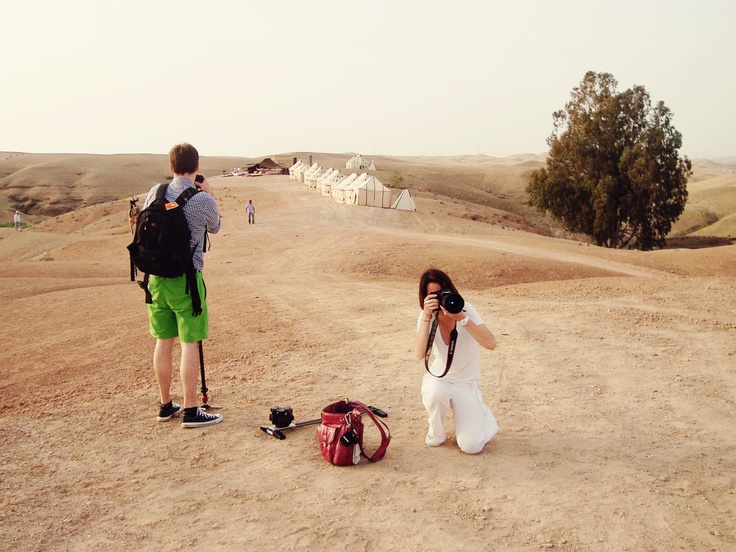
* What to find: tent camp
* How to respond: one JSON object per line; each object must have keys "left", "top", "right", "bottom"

{"left": 390, "top": 188, "right": 416, "bottom": 211}
{"left": 350, "top": 175, "right": 393, "bottom": 208}
{"left": 346, "top": 154, "right": 375, "bottom": 170}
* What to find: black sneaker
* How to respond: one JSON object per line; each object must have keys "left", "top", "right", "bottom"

{"left": 157, "top": 401, "right": 182, "bottom": 422}
{"left": 181, "top": 408, "right": 223, "bottom": 428}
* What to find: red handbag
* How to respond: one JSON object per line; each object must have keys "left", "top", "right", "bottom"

{"left": 317, "top": 400, "right": 390, "bottom": 466}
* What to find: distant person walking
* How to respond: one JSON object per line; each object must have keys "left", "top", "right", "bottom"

{"left": 246, "top": 199, "right": 255, "bottom": 224}
{"left": 13, "top": 211, "right": 21, "bottom": 231}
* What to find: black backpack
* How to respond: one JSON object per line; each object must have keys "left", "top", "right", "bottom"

{"left": 128, "top": 184, "right": 203, "bottom": 315}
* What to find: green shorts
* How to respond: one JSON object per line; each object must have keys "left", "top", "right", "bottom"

{"left": 147, "top": 272, "right": 209, "bottom": 342}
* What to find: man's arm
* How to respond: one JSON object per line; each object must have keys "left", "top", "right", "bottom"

{"left": 196, "top": 176, "right": 221, "bottom": 234}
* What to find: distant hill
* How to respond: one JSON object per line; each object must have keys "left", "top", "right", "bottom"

{"left": 711, "top": 156, "right": 736, "bottom": 167}
{"left": 0, "top": 152, "right": 257, "bottom": 220}
{"left": 2, "top": 151, "right": 735, "bottom": 243}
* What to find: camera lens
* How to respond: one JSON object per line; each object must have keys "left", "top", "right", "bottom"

{"left": 438, "top": 290, "right": 464, "bottom": 314}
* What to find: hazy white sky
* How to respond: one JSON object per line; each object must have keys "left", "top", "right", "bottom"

{"left": 2, "top": 1, "right": 734, "bottom": 159}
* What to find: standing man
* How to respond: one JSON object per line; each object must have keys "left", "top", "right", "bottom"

{"left": 143, "top": 143, "right": 223, "bottom": 428}
{"left": 246, "top": 199, "right": 255, "bottom": 224}
{"left": 13, "top": 211, "right": 21, "bottom": 231}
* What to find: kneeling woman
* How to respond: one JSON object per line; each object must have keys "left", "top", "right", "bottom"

{"left": 414, "top": 268, "right": 499, "bottom": 454}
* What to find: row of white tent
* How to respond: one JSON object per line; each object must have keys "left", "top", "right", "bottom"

{"left": 289, "top": 160, "right": 416, "bottom": 211}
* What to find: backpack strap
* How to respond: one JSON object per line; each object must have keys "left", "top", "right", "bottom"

{"left": 185, "top": 266, "right": 202, "bottom": 316}
{"left": 174, "top": 185, "right": 198, "bottom": 205}
{"left": 137, "top": 272, "right": 152, "bottom": 304}
{"left": 173, "top": 186, "right": 202, "bottom": 316}
{"left": 348, "top": 400, "right": 391, "bottom": 462}
{"left": 202, "top": 230, "right": 210, "bottom": 253}
{"left": 156, "top": 183, "right": 169, "bottom": 199}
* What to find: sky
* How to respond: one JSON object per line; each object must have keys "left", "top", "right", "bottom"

{"left": 2, "top": 0, "right": 734, "bottom": 159}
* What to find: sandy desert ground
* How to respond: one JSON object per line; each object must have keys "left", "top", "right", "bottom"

{"left": 1, "top": 164, "right": 735, "bottom": 551}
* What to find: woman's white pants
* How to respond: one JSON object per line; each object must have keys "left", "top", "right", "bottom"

{"left": 421, "top": 374, "right": 498, "bottom": 454}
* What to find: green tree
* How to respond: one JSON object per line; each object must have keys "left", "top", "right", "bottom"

{"left": 527, "top": 71, "right": 692, "bottom": 250}
{"left": 389, "top": 171, "right": 405, "bottom": 187}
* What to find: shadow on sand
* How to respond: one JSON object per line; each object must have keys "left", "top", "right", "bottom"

{"left": 665, "top": 236, "right": 735, "bottom": 249}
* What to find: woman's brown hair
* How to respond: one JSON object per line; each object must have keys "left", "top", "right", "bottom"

{"left": 418, "top": 268, "right": 459, "bottom": 308}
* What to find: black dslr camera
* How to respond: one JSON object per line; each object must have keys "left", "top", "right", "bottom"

{"left": 269, "top": 406, "right": 295, "bottom": 428}
{"left": 434, "top": 289, "right": 465, "bottom": 314}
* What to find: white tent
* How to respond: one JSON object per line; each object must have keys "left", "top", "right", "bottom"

{"left": 294, "top": 162, "right": 315, "bottom": 183}
{"left": 346, "top": 154, "right": 373, "bottom": 170}
{"left": 351, "top": 176, "right": 393, "bottom": 208}
{"left": 319, "top": 170, "right": 343, "bottom": 196}
{"left": 316, "top": 168, "right": 337, "bottom": 193}
{"left": 346, "top": 154, "right": 362, "bottom": 169}
{"left": 294, "top": 165, "right": 307, "bottom": 182}
{"left": 343, "top": 173, "right": 371, "bottom": 205}
{"left": 289, "top": 160, "right": 306, "bottom": 180}
{"left": 390, "top": 188, "right": 416, "bottom": 211}
{"left": 301, "top": 163, "right": 321, "bottom": 184}
{"left": 332, "top": 173, "right": 359, "bottom": 204}
{"left": 306, "top": 167, "right": 326, "bottom": 189}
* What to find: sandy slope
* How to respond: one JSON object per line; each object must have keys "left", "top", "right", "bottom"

{"left": 1, "top": 174, "right": 735, "bottom": 551}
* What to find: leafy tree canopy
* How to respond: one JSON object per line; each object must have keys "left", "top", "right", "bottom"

{"left": 527, "top": 71, "right": 692, "bottom": 250}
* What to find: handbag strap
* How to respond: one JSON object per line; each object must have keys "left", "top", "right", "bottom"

{"left": 348, "top": 401, "right": 391, "bottom": 462}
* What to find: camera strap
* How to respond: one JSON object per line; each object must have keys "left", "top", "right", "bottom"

{"left": 424, "top": 317, "right": 458, "bottom": 378}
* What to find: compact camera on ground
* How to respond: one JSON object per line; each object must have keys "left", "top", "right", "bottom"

{"left": 270, "top": 406, "right": 295, "bottom": 428}
{"left": 434, "top": 289, "right": 465, "bottom": 314}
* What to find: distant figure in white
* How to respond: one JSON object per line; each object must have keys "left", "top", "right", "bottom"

{"left": 246, "top": 199, "right": 255, "bottom": 224}
{"left": 13, "top": 211, "right": 21, "bottom": 231}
